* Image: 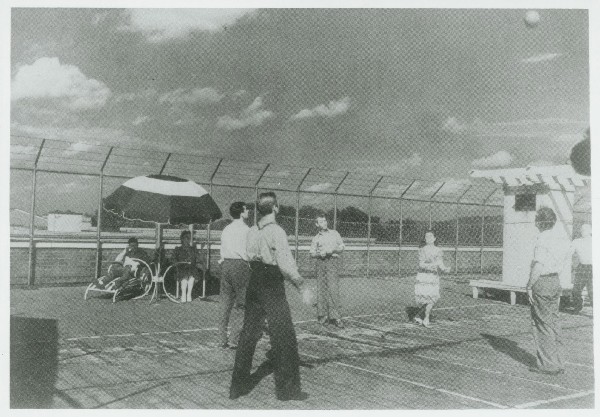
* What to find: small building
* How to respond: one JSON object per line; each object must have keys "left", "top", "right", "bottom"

{"left": 47, "top": 212, "right": 93, "bottom": 233}
{"left": 470, "top": 165, "right": 590, "bottom": 290}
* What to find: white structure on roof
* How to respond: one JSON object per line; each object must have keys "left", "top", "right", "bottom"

{"left": 47, "top": 212, "right": 93, "bottom": 233}
{"left": 470, "top": 164, "right": 590, "bottom": 289}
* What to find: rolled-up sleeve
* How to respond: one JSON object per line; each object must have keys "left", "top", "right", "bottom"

{"left": 273, "top": 227, "right": 304, "bottom": 288}
{"left": 334, "top": 231, "right": 345, "bottom": 253}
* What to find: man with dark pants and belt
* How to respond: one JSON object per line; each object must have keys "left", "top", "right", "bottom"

{"left": 569, "top": 223, "right": 593, "bottom": 313}
{"left": 219, "top": 202, "right": 250, "bottom": 349}
{"left": 229, "top": 192, "right": 314, "bottom": 401}
{"left": 310, "top": 213, "right": 345, "bottom": 327}
{"left": 526, "top": 207, "right": 571, "bottom": 375}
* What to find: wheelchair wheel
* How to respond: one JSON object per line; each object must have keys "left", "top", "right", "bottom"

{"left": 161, "top": 266, "right": 181, "bottom": 303}
{"left": 84, "top": 283, "right": 95, "bottom": 300}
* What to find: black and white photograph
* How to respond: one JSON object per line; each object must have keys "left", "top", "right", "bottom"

{"left": 3, "top": 0, "right": 598, "bottom": 411}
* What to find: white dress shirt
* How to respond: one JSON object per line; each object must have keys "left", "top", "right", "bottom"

{"left": 220, "top": 218, "right": 250, "bottom": 262}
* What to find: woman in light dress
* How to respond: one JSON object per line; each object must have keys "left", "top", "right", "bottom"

{"left": 414, "top": 230, "right": 450, "bottom": 328}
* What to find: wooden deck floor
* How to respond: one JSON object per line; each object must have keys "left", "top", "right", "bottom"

{"left": 10, "top": 278, "right": 595, "bottom": 409}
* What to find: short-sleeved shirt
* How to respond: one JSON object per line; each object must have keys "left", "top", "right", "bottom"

{"left": 310, "top": 229, "right": 345, "bottom": 258}
{"left": 246, "top": 214, "right": 303, "bottom": 288}
{"left": 533, "top": 226, "right": 571, "bottom": 275}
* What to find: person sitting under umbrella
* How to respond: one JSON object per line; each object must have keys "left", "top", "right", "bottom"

{"left": 172, "top": 230, "right": 200, "bottom": 303}
{"left": 105, "top": 237, "right": 151, "bottom": 288}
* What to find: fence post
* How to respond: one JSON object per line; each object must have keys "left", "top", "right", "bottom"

{"left": 428, "top": 182, "right": 445, "bottom": 229}
{"left": 366, "top": 176, "right": 384, "bottom": 279}
{"left": 203, "top": 158, "right": 222, "bottom": 298}
{"left": 480, "top": 189, "right": 497, "bottom": 277}
{"left": 454, "top": 185, "right": 471, "bottom": 277}
{"left": 295, "top": 168, "right": 312, "bottom": 262}
{"left": 254, "top": 163, "right": 270, "bottom": 226}
{"left": 95, "top": 147, "right": 113, "bottom": 279}
{"left": 27, "top": 140, "right": 45, "bottom": 287}
{"left": 398, "top": 180, "right": 416, "bottom": 277}
{"left": 333, "top": 172, "right": 349, "bottom": 231}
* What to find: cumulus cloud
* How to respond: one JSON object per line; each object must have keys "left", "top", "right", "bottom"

{"left": 64, "top": 142, "right": 97, "bottom": 156}
{"left": 421, "top": 178, "right": 471, "bottom": 198}
{"left": 11, "top": 122, "right": 137, "bottom": 145}
{"left": 113, "top": 89, "right": 157, "bottom": 103}
{"left": 132, "top": 116, "right": 150, "bottom": 126}
{"left": 122, "top": 9, "right": 256, "bottom": 42}
{"left": 11, "top": 57, "right": 111, "bottom": 110}
{"left": 403, "top": 153, "right": 423, "bottom": 167}
{"left": 305, "top": 183, "right": 332, "bottom": 192}
{"left": 159, "top": 87, "right": 224, "bottom": 105}
{"left": 441, "top": 117, "right": 466, "bottom": 134}
{"left": 216, "top": 96, "right": 274, "bottom": 131}
{"left": 290, "top": 97, "right": 351, "bottom": 120}
{"left": 521, "top": 53, "right": 561, "bottom": 63}
{"left": 472, "top": 151, "right": 514, "bottom": 168}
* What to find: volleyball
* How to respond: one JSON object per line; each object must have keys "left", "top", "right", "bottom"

{"left": 524, "top": 10, "right": 540, "bottom": 28}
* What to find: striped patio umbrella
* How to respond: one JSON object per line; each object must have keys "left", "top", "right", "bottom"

{"left": 103, "top": 174, "right": 222, "bottom": 224}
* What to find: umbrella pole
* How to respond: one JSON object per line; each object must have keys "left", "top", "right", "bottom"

{"left": 203, "top": 221, "right": 211, "bottom": 298}
{"left": 151, "top": 223, "right": 163, "bottom": 303}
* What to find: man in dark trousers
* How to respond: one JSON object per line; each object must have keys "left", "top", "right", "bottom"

{"left": 229, "top": 192, "right": 314, "bottom": 402}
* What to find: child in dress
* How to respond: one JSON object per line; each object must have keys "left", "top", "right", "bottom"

{"left": 414, "top": 230, "right": 450, "bottom": 328}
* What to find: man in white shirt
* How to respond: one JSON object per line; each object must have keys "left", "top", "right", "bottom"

{"left": 219, "top": 202, "right": 251, "bottom": 349}
{"left": 526, "top": 207, "right": 571, "bottom": 375}
{"left": 569, "top": 224, "right": 593, "bottom": 313}
{"left": 310, "top": 213, "right": 345, "bottom": 327}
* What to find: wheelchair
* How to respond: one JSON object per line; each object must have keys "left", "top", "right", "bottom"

{"left": 84, "top": 260, "right": 154, "bottom": 303}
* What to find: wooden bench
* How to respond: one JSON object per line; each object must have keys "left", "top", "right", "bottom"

{"left": 469, "top": 279, "right": 575, "bottom": 305}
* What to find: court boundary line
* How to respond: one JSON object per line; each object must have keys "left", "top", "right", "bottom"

{"left": 299, "top": 353, "right": 508, "bottom": 409}
{"left": 63, "top": 303, "right": 503, "bottom": 341}
{"left": 513, "top": 391, "right": 595, "bottom": 408}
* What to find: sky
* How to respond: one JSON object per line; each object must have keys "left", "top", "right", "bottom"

{"left": 6, "top": 5, "right": 592, "bottom": 217}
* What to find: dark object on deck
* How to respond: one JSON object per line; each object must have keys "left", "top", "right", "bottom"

{"left": 11, "top": 316, "right": 59, "bottom": 408}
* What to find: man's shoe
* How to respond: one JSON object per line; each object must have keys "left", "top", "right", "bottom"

{"left": 228, "top": 343, "right": 238, "bottom": 350}
{"left": 317, "top": 316, "right": 327, "bottom": 325}
{"left": 277, "top": 391, "right": 309, "bottom": 401}
{"left": 333, "top": 319, "right": 345, "bottom": 328}
{"left": 229, "top": 386, "right": 251, "bottom": 400}
{"left": 221, "top": 343, "right": 230, "bottom": 349}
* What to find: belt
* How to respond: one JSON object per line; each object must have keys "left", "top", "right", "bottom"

{"left": 540, "top": 273, "right": 559, "bottom": 277}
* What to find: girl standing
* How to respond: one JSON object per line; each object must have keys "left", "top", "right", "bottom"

{"left": 414, "top": 230, "right": 450, "bottom": 328}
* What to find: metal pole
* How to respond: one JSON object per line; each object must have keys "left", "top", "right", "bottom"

{"left": 27, "top": 140, "right": 45, "bottom": 286}
{"left": 454, "top": 185, "right": 471, "bottom": 277}
{"left": 95, "top": 147, "right": 113, "bottom": 279}
{"left": 159, "top": 153, "right": 172, "bottom": 175}
{"left": 254, "top": 164, "right": 270, "bottom": 226}
{"left": 295, "top": 168, "right": 312, "bottom": 262}
{"left": 428, "top": 182, "right": 445, "bottom": 229}
{"left": 366, "top": 176, "right": 384, "bottom": 279}
{"left": 480, "top": 189, "right": 497, "bottom": 277}
{"left": 203, "top": 159, "right": 222, "bottom": 298}
{"left": 334, "top": 172, "right": 350, "bottom": 231}
{"left": 398, "top": 180, "right": 416, "bottom": 277}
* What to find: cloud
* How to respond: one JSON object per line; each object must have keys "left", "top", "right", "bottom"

{"left": 472, "top": 151, "right": 514, "bottom": 168}
{"left": 159, "top": 87, "right": 224, "bottom": 105}
{"left": 521, "top": 53, "right": 562, "bottom": 63}
{"left": 305, "top": 183, "right": 332, "bottom": 192}
{"left": 113, "top": 89, "right": 157, "bottom": 103}
{"left": 527, "top": 160, "right": 555, "bottom": 167}
{"left": 441, "top": 117, "right": 466, "bottom": 134}
{"left": 132, "top": 116, "right": 149, "bottom": 126}
{"left": 122, "top": 9, "right": 256, "bottom": 42}
{"left": 404, "top": 153, "right": 423, "bottom": 167}
{"left": 216, "top": 96, "right": 274, "bottom": 131}
{"left": 11, "top": 57, "right": 111, "bottom": 110}
{"left": 64, "top": 142, "right": 96, "bottom": 156}
{"left": 420, "top": 178, "right": 471, "bottom": 198}
{"left": 290, "top": 97, "right": 351, "bottom": 120}
{"left": 11, "top": 122, "right": 138, "bottom": 145}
